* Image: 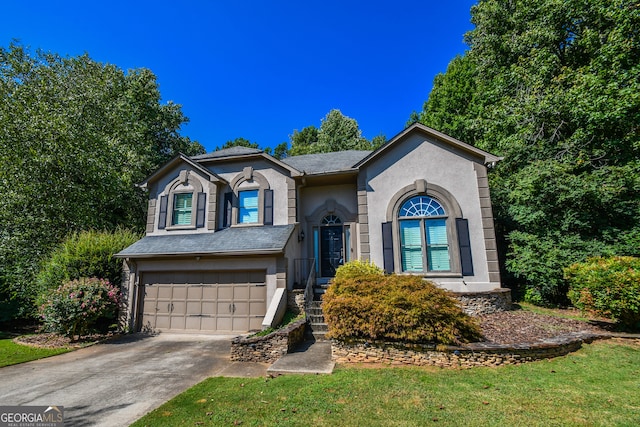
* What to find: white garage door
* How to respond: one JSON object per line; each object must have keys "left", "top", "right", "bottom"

{"left": 140, "top": 271, "right": 267, "bottom": 333}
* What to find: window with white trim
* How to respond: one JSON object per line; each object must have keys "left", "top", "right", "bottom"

{"left": 399, "top": 196, "right": 451, "bottom": 272}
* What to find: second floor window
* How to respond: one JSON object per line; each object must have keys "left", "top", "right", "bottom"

{"left": 172, "top": 193, "right": 193, "bottom": 226}
{"left": 238, "top": 190, "right": 259, "bottom": 224}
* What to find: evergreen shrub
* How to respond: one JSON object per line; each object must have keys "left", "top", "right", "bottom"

{"left": 323, "top": 268, "right": 482, "bottom": 345}
{"left": 36, "top": 228, "right": 140, "bottom": 297}
{"left": 565, "top": 256, "right": 640, "bottom": 329}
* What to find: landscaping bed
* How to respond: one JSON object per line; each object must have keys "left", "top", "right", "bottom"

{"left": 478, "top": 308, "right": 614, "bottom": 345}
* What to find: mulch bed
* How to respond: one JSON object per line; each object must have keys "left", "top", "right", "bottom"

{"left": 14, "top": 332, "right": 118, "bottom": 348}
{"left": 478, "top": 310, "right": 615, "bottom": 344}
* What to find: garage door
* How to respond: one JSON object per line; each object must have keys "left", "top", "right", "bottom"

{"left": 140, "top": 271, "right": 267, "bottom": 333}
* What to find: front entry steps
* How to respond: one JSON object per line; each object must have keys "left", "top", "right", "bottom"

{"left": 267, "top": 340, "right": 335, "bottom": 375}
{"left": 306, "top": 300, "right": 328, "bottom": 341}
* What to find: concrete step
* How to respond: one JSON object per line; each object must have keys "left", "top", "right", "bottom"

{"left": 308, "top": 322, "right": 328, "bottom": 332}
{"left": 306, "top": 307, "right": 324, "bottom": 316}
{"left": 308, "top": 314, "right": 325, "bottom": 323}
{"left": 311, "top": 331, "right": 329, "bottom": 340}
{"left": 267, "top": 340, "right": 334, "bottom": 375}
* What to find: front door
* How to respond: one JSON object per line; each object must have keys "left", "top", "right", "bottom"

{"left": 320, "top": 226, "right": 343, "bottom": 277}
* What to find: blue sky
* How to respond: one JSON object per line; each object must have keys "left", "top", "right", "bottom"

{"left": 3, "top": 1, "right": 477, "bottom": 152}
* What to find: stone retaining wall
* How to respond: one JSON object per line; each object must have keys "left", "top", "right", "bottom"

{"left": 332, "top": 332, "right": 601, "bottom": 368}
{"left": 454, "top": 288, "right": 512, "bottom": 316}
{"left": 231, "top": 318, "right": 307, "bottom": 363}
{"left": 287, "top": 289, "right": 306, "bottom": 315}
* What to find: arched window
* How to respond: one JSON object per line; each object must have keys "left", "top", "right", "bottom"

{"left": 399, "top": 196, "right": 450, "bottom": 272}
{"left": 321, "top": 215, "right": 342, "bottom": 225}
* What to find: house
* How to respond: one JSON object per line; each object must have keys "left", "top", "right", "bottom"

{"left": 116, "top": 123, "right": 503, "bottom": 333}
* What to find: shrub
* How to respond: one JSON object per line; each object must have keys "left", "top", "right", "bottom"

{"left": 36, "top": 228, "right": 140, "bottom": 297}
{"left": 39, "top": 277, "right": 121, "bottom": 337}
{"left": 565, "top": 256, "right": 640, "bottom": 329}
{"left": 323, "top": 274, "right": 482, "bottom": 345}
{"left": 334, "top": 259, "right": 384, "bottom": 282}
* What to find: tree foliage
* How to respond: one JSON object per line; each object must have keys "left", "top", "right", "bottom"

{"left": 0, "top": 43, "right": 204, "bottom": 318}
{"left": 216, "top": 137, "right": 260, "bottom": 150}
{"left": 417, "top": 0, "right": 640, "bottom": 304}
{"left": 286, "top": 109, "right": 384, "bottom": 156}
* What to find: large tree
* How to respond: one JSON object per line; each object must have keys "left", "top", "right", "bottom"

{"left": 287, "top": 109, "right": 384, "bottom": 156}
{"left": 417, "top": 0, "right": 640, "bottom": 304}
{"left": 0, "top": 43, "right": 204, "bottom": 318}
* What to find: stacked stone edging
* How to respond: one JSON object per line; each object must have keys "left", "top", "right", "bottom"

{"left": 453, "top": 288, "right": 512, "bottom": 316}
{"left": 231, "top": 318, "right": 306, "bottom": 363}
{"left": 332, "top": 331, "right": 606, "bottom": 368}
{"left": 287, "top": 289, "right": 306, "bottom": 315}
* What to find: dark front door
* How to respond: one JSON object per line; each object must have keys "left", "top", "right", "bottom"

{"left": 320, "top": 226, "right": 343, "bottom": 277}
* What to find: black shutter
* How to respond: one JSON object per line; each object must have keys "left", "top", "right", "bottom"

{"left": 196, "top": 192, "right": 206, "bottom": 228}
{"left": 223, "top": 191, "right": 233, "bottom": 228}
{"left": 382, "top": 221, "right": 394, "bottom": 274}
{"left": 158, "top": 195, "right": 168, "bottom": 230}
{"left": 456, "top": 218, "right": 474, "bottom": 276}
{"left": 263, "top": 189, "right": 273, "bottom": 225}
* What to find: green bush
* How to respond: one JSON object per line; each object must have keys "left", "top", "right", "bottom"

{"left": 323, "top": 274, "right": 482, "bottom": 345}
{"left": 36, "top": 228, "right": 140, "bottom": 297}
{"left": 565, "top": 256, "right": 640, "bottom": 329}
{"left": 334, "top": 259, "right": 384, "bottom": 281}
{"left": 39, "top": 277, "right": 121, "bottom": 337}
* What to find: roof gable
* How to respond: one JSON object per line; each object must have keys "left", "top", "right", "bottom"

{"left": 194, "top": 147, "right": 303, "bottom": 177}
{"left": 138, "top": 153, "right": 226, "bottom": 188}
{"left": 355, "top": 123, "right": 503, "bottom": 168}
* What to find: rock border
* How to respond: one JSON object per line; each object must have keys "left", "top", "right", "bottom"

{"left": 331, "top": 331, "right": 618, "bottom": 368}
{"left": 231, "top": 318, "right": 307, "bottom": 363}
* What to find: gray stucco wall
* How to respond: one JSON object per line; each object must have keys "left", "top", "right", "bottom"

{"left": 211, "top": 159, "right": 292, "bottom": 227}
{"left": 362, "top": 133, "right": 498, "bottom": 292}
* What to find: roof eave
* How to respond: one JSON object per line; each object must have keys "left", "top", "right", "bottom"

{"left": 137, "top": 153, "right": 228, "bottom": 189}
{"left": 196, "top": 152, "right": 303, "bottom": 177}
{"left": 354, "top": 123, "right": 504, "bottom": 168}
{"left": 115, "top": 248, "right": 285, "bottom": 259}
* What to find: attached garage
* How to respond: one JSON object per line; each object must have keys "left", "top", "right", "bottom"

{"left": 138, "top": 270, "right": 267, "bottom": 333}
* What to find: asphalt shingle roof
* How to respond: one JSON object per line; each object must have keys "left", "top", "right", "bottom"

{"left": 280, "top": 150, "right": 371, "bottom": 174}
{"left": 191, "top": 146, "right": 264, "bottom": 160}
{"left": 116, "top": 225, "right": 295, "bottom": 257}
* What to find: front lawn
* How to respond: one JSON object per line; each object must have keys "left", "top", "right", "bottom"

{"left": 133, "top": 339, "right": 640, "bottom": 427}
{"left": 0, "top": 332, "right": 70, "bottom": 368}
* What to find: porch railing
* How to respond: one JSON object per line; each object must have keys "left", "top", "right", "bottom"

{"left": 303, "top": 259, "right": 316, "bottom": 312}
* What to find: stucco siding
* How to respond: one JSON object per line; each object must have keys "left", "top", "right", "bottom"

{"left": 300, "top": 184, "right": 357, "bottom": 220}
{"left": 146, "top": 163, "right": 217, "bottom": 236}
{"left": 362, "top": 133, "right": 495, "bottom": 290}
{"left": 210, "top": 159, "right": 291, "bottom": 227}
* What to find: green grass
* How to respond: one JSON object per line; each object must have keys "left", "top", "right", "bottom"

{"left": 133, "top": 340, "right": 640, "bottom": 427}
{"left": 517, "top": 302, "right": 596, "bottom": 322}
{"left": 0, "top": 332, "right": 70, "bottom": 367}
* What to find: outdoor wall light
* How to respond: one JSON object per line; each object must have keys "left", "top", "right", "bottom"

{"left": 298, "top": 230, "right": 305, "bottom": 242}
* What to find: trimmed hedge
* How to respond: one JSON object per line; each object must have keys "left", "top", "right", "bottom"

{"left": 323, "top": 273, "right": 482, "bottom": 345}
{"left": 565, "top": 256, "right": 640, "bottom": 329}
{"left": 334, "top": 259, "right": 384, "bottom": 281}
{"left": 36, "top": 228, "right": 140, "bottom": 297}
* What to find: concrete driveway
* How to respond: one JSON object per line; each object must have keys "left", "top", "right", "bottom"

{"left": 0, "top": 333, "right": 268, "bottom": 426}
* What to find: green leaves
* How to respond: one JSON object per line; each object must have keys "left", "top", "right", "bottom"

{"left": 288, "top": 109, "right": 382, "bottom": 156}
{"left": 0, "top": 43, "right": 203, "bottom": 319}
{"left": 417, "top": 1, "right": 640, "bottom": 304}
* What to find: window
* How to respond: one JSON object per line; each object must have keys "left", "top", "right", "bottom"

{"left": 238, "top": 190, "right": 259, "bottom": 224}
{"left": 172, "top": 193, "right": 193, "bottom": 226}
{"left": 399, "top": 196, "right": 450, "bottom": 272}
